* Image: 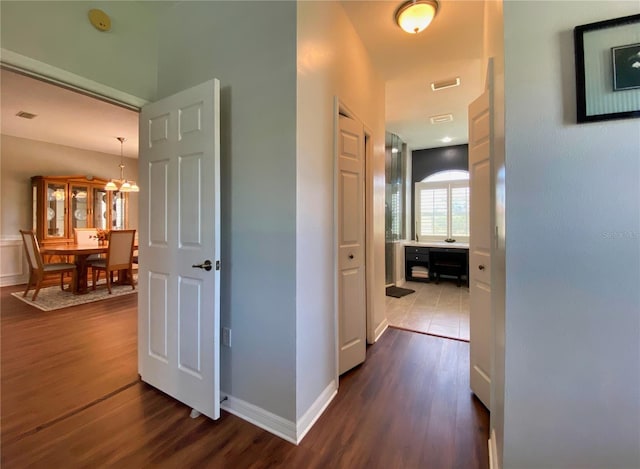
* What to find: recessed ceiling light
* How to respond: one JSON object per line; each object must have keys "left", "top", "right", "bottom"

{"left": 431, "top": 77, "right": 461, "bottom": 91}
{"left": 441, "top": 137, "right": 452, "bottom": 143}
{"left": 16, "top": 111, "right": 38, "bottom": 119}
{"left": 391, "top": 147, "right": 399, "bottom": 153}
{"left": 430, "top": 113, "right": 453, "bottom": 124}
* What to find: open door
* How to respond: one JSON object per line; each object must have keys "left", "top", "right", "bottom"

{"left": 468, "top": 65, "right": 493, "bottom": 410}
{"left": 337, "top": 113, "right": 367, "bottom": 375}
{"left": 138, "top": 79, "right": 221, "bottom": 419}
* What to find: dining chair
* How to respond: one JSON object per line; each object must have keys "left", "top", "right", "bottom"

{"left": 89, "top": 229, "right": 136, "bottom": 294}
{"left": 20, "top": 230, "right": 77, "bottom": 300}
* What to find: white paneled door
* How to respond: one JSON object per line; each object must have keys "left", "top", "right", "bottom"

{"left": 337, "top": 114, "right": 366, "bottom": 375}
{"left": 468, "top": 73, "right": 493, "bottom": 410}
{"left": 138, "top": 80, "right": 221, "bottom": 419}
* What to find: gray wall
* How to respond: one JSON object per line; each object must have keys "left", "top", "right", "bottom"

{"left": 155, "top": 1, "right": 298, "bottom": 421}
{"left": 503, "top": 2, "right": 640, "bottom": 467}
{"left": 1, "top": 135, "right": 139, "bottom": 236}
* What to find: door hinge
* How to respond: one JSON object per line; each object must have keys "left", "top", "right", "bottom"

{"left": 216, "top": 260, "right": 220, "bottom": 271}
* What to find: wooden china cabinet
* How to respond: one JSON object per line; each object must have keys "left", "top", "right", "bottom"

{"left": 31, "top": 175, "right": 129, "bottom": 246}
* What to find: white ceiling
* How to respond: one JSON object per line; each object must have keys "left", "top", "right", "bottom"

{"left": 0, "top": 0, "right": 484, "bottom": 156}
{"left": 341, "top": 0, "right": 485, "bottom": 150}
{"left": 0, "top": 68, "right": 139, "bottom": 158}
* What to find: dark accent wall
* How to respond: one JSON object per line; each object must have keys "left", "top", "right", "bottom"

{"left": 412, "top": 144, "right": 468, "bottom": 183}
{"left": 410, "top": 144, "right": 469, "bottom": 239}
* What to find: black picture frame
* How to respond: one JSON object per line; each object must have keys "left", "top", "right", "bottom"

{"left": 574, "top": 13, "right": 640, "bottom": 123}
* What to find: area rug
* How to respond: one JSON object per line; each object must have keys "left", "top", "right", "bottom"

{"left": 11, "top": 282, "right": 137, "bottom": 312}
{"left": 385, "top": 286, "right": 415, "bottom": 298}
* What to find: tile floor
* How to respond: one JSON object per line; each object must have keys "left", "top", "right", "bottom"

{"left": 385, "top": 280, "right": 470, "bottom": 341}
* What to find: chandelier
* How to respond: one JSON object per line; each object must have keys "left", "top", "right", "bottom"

{"left": 105, "top": 137, "right": 139, "bottom": 192}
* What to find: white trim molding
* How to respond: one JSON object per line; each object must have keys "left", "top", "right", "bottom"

{"left": 489, "top": 429, "right": 499, "bottom": 469}
{"left": 374, "top": 318, "right": 389, "bottom": 343}
{"left": 1, "top": 236, "right": 28, "bottom": 287}
{"left": 220, "top": 392, "right": 297, "bottom": 444}
{"left": 296, "top": 380, "right": 337, "bottom": 444}
{"left": 1, "top": 49, "right": 147, "bottom": 110}
{"left": 221, "top": 380, "right": 337, "bottom": 445}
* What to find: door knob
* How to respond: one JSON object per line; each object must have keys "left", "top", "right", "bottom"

{"left": 192, "top": 260, "right": 213, "bottom": 271}
{"left": 478, "top": 265, "right": 485, "bottom": 270}
{"left": 349, "top": 254, "right": 354, "bottom": 259}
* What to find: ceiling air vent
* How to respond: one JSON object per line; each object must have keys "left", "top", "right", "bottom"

{"left": 431, "top": 77, "right": 461, "bottom": 91}
{"left": 16, "top": 111, "right": 38, "bottom": 119}
{"left": 430, "top": 113, "right": 454, "bottom": 124}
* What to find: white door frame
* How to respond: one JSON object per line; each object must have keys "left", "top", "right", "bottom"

{"left": 1, "top": 49, "right": 147, "bottom": 110}
{"left": 333, "top": 97, "right": 374, "bottom": 383}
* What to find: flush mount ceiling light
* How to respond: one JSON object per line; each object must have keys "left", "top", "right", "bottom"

{"left": 395, "top": 0, "right": 439, "bottom": 34}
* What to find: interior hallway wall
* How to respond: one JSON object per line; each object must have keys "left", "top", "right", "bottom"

{"left": 296, "top": 0, "right": 386, "bottom": 419}
{"left": 503, "top": 2, "right": 640, "bottom": 467}
{"left": 155, "top": 1, "right": 298, "bottom": 422}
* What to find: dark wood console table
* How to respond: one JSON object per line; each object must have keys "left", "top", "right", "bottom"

{"left": 404, "top": 243, "right": 469, "bottom": 287}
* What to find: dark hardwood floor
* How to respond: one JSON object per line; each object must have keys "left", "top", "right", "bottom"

{"left": 1, "top": 284, "right": 489, "bottom": 468}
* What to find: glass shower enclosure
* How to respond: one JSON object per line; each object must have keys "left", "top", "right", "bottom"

{"left": 385, "top": 132, "right": 406, "bottom": 286}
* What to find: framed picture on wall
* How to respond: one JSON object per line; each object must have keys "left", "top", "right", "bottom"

{"left": 574, "top": 13, "right": 640, "bottom": 123}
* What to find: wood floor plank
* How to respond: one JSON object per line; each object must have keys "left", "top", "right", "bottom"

{"left": 1, "top": 285, "right": 489, "bottom": 468}
{"left": 1, "top": 285, "right": 138, "bottom": 443}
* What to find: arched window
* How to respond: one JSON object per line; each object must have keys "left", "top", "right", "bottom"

{"left": 415, "top": 170, "right": 469, "bottom": 241}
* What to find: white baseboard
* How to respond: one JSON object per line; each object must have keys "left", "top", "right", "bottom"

{"left": 374, "top": 318, "right": 389, "bottom": 342}
{"left": 220, "top": 392, "right": 297, "bottom": 444}
{"left": 296, "top": 380, "right": 337, "bottom": 444}
{"left": 489, "top": 429, "right": 499, "bottom": 469}
{"left": 221, "top": 380, "right": 338, "bottom": 445}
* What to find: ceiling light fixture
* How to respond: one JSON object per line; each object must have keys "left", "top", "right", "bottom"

{"left": 395, "top": 0, "right": 439, "bottom": 34}
{"left": 105, "top": 137, "right": 139, "bottom": 193}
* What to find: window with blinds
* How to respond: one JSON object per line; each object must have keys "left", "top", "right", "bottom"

{"left": 415, "top": 171, "right": 469, "bottom": 241}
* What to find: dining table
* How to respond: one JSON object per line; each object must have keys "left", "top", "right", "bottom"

{"left": 41, "top": 243, "right": 135, "bottom": 294}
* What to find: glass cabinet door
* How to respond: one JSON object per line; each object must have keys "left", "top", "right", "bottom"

{"left": 71, "top": 185, "right": 89, "bottom": 230}
{"left": 46, "top": 182, "right": 67, "bottom": 238}
{"left": 93, "top": 188, "right": 108, "bottom": 230}
{"left": 111, "top": 191, "right": 126, "bottom": 230}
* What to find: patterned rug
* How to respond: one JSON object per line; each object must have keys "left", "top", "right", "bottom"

{"left": 11, "top": 281, "right": 137, "bottom": 311}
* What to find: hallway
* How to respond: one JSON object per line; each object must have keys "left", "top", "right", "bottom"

{"left": 1, "top": 285, "right": 488, "bottom": 468}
